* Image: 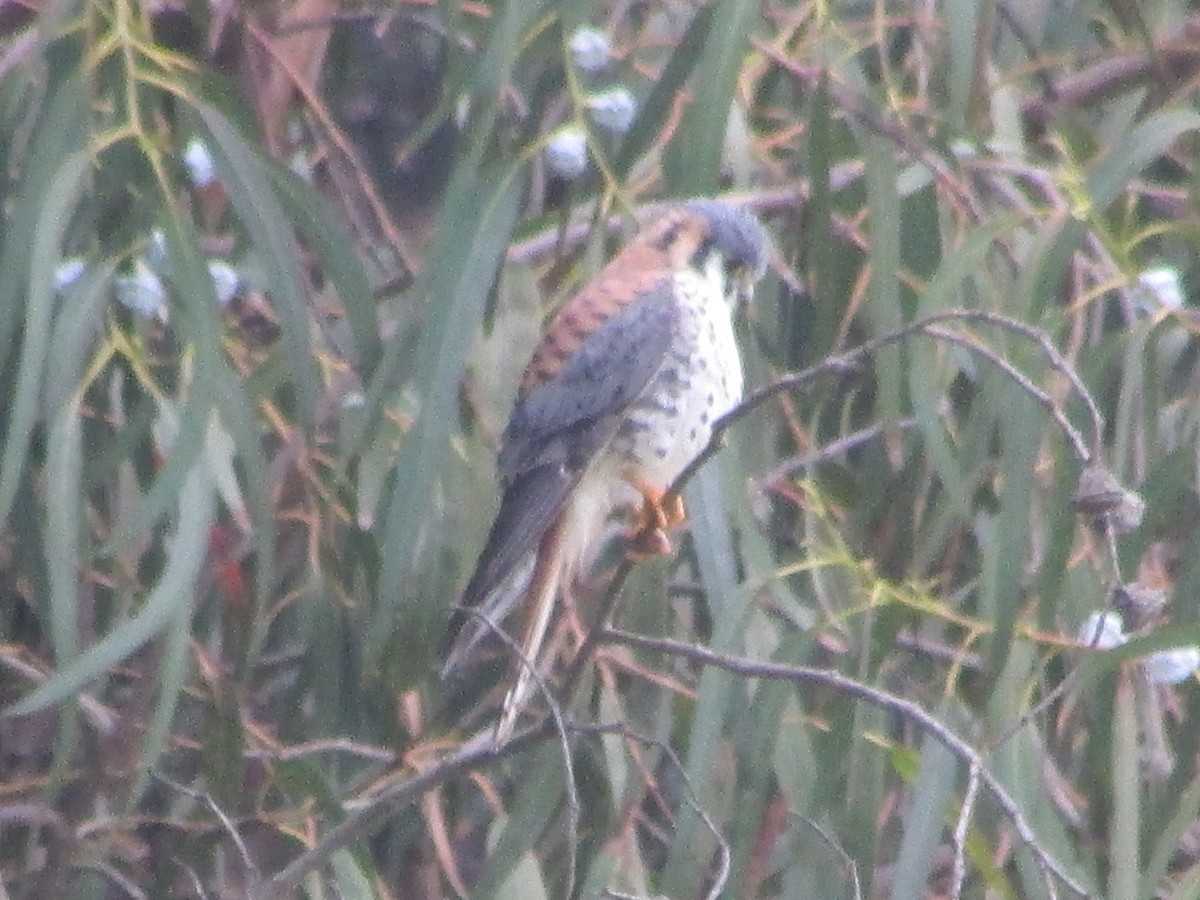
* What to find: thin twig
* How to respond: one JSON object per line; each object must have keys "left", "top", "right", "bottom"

{"left": 154, "top": 773, "right": 259, "bottom": 887}
{"left": 756, "top": 415, "right": 923, "bottom": 486}
{"left": 252, "top": 723, "right": 550, "bottom": 897}
{"left": 921, "top": 324, "right": 1090, "bottom": 461}
{"left": 601, "top": 627, "right": 1094, "bottom": 898}
{"left": 674, "top": 309, "right": 1102, "bottom": 500}
{"left": 251, "top": 605, "right": 580, "bottom": 898}
{"left": 951, "top": 761, "right": 981, "bottom": 899}
{"left": 578, "top": 721, "right": 730, "bottom": 900}
{"left": 792, "top": 814, "right": 864, "bottom": 900}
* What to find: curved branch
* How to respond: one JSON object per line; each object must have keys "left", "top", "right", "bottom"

{"left": 600, "top": 627, "right": 1094, "bottom": 899}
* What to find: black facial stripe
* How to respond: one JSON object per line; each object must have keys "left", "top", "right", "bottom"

{"left": 683, "top": 198, "right": 769, "bottom": 276}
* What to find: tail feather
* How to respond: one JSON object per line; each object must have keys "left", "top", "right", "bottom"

{"left": 494, "top": 514, "right": 566, "bottom": 744}
{"left": 439, "top": 463, "right": 573, "bottom": 675}
{"left": 438, "top": 551, "right": 536, "bottom": 679}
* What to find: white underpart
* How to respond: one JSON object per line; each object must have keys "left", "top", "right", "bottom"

{"left": 562, "top": 251, "right": 743, "bottom": 588}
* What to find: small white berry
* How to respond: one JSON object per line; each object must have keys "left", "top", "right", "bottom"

{"left": 207, "top": 260, "right": 240, "bottom": 307}
{"left": 1136, "top": 265, "right": 1185, "bottom": 312}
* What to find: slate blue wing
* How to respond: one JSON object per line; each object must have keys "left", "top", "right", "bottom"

{"left": 441, "top": 283, "right": 677, "bottom": 667}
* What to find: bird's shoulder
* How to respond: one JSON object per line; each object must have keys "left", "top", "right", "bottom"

{"left": 519, "top": 240, "right": 679, "bottom": 395}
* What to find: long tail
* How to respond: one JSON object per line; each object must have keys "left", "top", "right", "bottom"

{"left": 492, "top": 513, "right": 567, "bottom": 744}
{"left": 440, "top": 464, "right": 574, "bottom": 678}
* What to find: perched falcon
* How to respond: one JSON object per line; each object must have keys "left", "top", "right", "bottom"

{"left": 442, "top": 199, "right": 769, "bottom": 737}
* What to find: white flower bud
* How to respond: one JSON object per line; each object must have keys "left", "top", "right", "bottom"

{"left": 586, "top": 87, "right": 636, "bottom": 133}
{"left": 1077, "top": 610, "right": 1126, "bottom": 650}
{"left": 1137, "top": 266, "right": 1185, "bottom": 312}
{"left": 53, "top": 258, "right": 87, "bottom": 293}
{"left": 207, "top": 260, "right": 240, "bottom": 307}
{"left": 183, "top": 138, "right": 217, "bottom": 188}
{"left": 115, "top": 259, "right": 169, "bottom": 322}
{"left": 544, "top": 126, "right": 589, "bottom": 179}
{"left": 1145, "top": 647, "right": 1200, "bottom": 685}
{"left": 148, "top": 229, "right": 170, "bottom": 271}
{"left": 569, "top": 27, "right": 611, "bottom": 73}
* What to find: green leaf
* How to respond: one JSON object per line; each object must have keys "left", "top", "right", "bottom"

{"left": 44, "top": 262, "right": 113, "bottom": 415}
{"left": 331, "top": 848, "right": 378, "bottom": 900}
{"left": 889, "top": 707, "right": 959, "bottom": 900}
{"left": 661, "top": 465, "right": 749, "bottom": 894}
{"left": 1144, "top": 767, "right": 1200, "bottom": 898}
{"left": 0, "top": 150, "right": 89, "bottom": 530}
{"left": 984, "top": 382, "right": 1039, "bottom": 670}
{"left": 45, "top": 402, "right": 84, "bottom": 667}
{"left": 945, "top": 0, "right": 983, "bottom": 129}
{"left": 6, "top": 462, "right": 215, "bottom": 717}
{"left": 1109, "top": 677, "right": 1140, "bottom": 899}
{"left": 805, "top": 71, "right": 838, "bottom": 361}
{"left": 1086, "top": 109, "right": 1200, "bottom": 211}
{"left": 369, "top": 164, "right": 524, "bottom": 660}
{"left": 128, "top": 578, "right": 193, "bottom": 807}
{"left": 861, "top": 131, "right": 904, "bottom": 431}
{"left": 195, "top": 102, "right": 321, "bottom": 425}
{"left": 0, "top": 71, "right": 86, "bottom": 374}
{"left": 470, "top": 744, "right": 563, "bottom": 898}
{"left": 663, "top": 0, "right": 764, "bottom": 194}
{"left": 266, "top": 161, "right": 381, "bottom": 374}
{"left": 615, "top": 4, "right": 714, "bottom": 176}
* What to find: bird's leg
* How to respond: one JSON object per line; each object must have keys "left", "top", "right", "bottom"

{"left": 622, "top": 474, "right": 687, "bottom": 560}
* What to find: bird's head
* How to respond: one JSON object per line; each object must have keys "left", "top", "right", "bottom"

{"left": 651, "top": 199, "right": 771, "bottom": 309}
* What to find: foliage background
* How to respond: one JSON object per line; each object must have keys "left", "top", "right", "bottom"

{"left": 3, "top": 0, "right": 1200, "bottom": 897}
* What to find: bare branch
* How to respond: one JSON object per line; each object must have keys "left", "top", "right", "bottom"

{"left": 672, "top": 308, "right": 1103, "bottom": 502}
{"left": 251, "top": 723, "right": 550, "bottom": 898}
{"left": 601, "top": 627, "right": 1094, "bottom": 898}
{"left": 253, "top": 606, "right": 583, "bottom": 898}
{"left": 154, "top": 773, "right": 259, "bottom": 888}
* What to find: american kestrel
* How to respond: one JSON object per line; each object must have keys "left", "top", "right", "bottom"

{"left": 442, "top": 199, "right": 769, "bottom": 737}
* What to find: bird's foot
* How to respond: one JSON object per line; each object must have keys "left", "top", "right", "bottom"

{"left": 625, "top": 525, "right": 673, "bottom": 560}
{"left": 623, "top": 485, "right": 686, "bottom": 560}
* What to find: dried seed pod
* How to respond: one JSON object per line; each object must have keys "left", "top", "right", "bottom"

{"left": 1071, "top": 465, "right": 1125, "bottom": 516}
{"left": 1110, "top": 488, "right": 1146, "bottom": 533}
{"left": 1113, "top": 582, "right": 1167, "bottom": 629}
{"left": 1071, "top": 465, "right": 1145, "bottom": 533}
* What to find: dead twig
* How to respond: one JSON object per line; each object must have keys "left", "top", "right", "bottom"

{"left": 600, "top": 627, "right": 1093, "bottom": 899}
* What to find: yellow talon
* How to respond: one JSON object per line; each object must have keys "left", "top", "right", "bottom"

{"left": 622, "top": 475, "right": 687, "bottom": 559}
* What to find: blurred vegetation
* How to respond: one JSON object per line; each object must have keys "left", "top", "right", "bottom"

{"left": 4, "top": 0, "right": 1200, "bottom": 897}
